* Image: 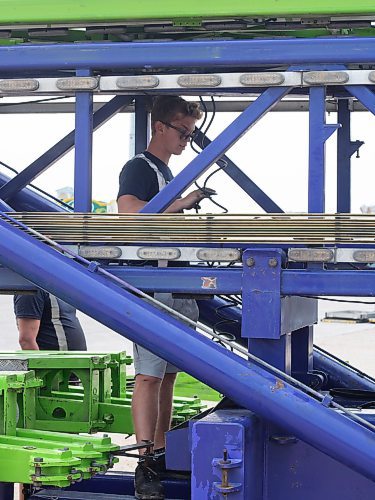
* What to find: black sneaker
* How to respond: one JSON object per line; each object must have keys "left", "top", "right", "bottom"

{"left": 152, "top": 449, "right": 166, "bottom": 476}
{"left": 134, "top": 458, "right": 165, "bottom": 500}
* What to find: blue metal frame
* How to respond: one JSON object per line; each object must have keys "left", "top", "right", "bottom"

{"left": 1, "top": 35, "right": 375, "bottom": 499}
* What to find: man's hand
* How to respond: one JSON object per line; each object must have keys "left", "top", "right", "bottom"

{"left": 179, "top": 189, "right": 212, "bottom": 210}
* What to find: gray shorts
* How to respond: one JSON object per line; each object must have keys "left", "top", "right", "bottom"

{"left": 133, "top": 293, "right": 199, "bottom": 379}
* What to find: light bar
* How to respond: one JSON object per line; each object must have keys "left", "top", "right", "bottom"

{"left": 0, "top": 79, "right": 39, "bottom": 92}
{"left": 116, "top": 75, "right": 159, "bottom": 89}
{"left": 240, "top": 73, "right": 285, "bottom": 86}
{"left": 56, "top": 77, "right": 98, "bottom": 90}
{"left": 303, "top": 71, "right": 349, "bottom": 85}
{"left": 177, "top": 75, "right": 221, "bottom": 87}
{"left": 196, "top": 248, "right": 241, "bottom": 262}
{"left": 79, "top": 246, "right": 122, "bottom": 259}
{"left": 137, "top": 247, "right": 181, "bottom": 260}
{"left": 353, "top": 250, "right": 375, "bottom": 263}
{"left": 288, "top": 248, "right": 334, "bottom": 262}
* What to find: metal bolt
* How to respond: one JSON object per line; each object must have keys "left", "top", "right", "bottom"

{"left": 246, "top": 257, "right": 255, "bottom": 267}
{"left": 268, "top": 258, "right": 278, "bottom": 267}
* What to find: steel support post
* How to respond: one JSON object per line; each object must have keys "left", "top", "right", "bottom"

{"left": 242, "top": 248, "right": 293, "bottom": 373}
{"left": 0, "top": 96, "right": 134, "bottom": 202}
{"left": 74, "top": 70, "right": 93, "bottom": 212}
{"left": 1, "top": 219, "right": 375, "bottom": 480}
{"left": 142, "top": 86, "right": 291, "bottom": 213}
{"left": 134, "top": 97, "right": 150, "bottom": 155}
{"left": 308, "top": 86, "right": 339, "bottom": 213}
{"left": 337, "top": 99, "right": 352, "bottom": 213}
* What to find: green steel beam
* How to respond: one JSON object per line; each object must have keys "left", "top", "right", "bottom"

{"left": 0, "top": 1, "right": 374, "bottom": 27}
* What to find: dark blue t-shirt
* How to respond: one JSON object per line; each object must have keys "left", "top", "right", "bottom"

{"left": 117, "top": 151, "right": 173, "bottom": 201}
{"left": 14, "top": 290, "right": 87, "bottom": 351}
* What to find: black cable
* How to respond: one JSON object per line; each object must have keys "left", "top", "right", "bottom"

{"left": 0, "top": 160, "right": 73, "bottom": 211}
{"left": 297, "top": 295, "right": 375, "bottom": 305}
{"left": 0, "top": 95, "right": 71, "bottom": 107}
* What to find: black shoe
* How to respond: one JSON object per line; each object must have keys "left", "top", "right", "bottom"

{"left": 134, "top": 458, "right": 165, "bottom": 500}
{"left": 152, "top": 449, "right": 166, "bottom": 476}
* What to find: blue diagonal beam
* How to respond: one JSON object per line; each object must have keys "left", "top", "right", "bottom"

{"left": 194, "top": 130, "right": 283, "bottom": 213}
{"left": 142, "top": 87, "right": 291, "bottom": 213}
{"left": 0, "top": 95, "right": 133, "bottom": 202}
{"left": 0, "top": 216, "right": 375, "bottom": 482}
{"left": 345, "top": 85, "right": 375, "bottom": 115}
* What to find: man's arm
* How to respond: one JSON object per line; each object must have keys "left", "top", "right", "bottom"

{"left": 118, "top": 189, "right": 208, "bottom": 213}
{"left": 16, "top": 318, "right": 40, "bottom": 350}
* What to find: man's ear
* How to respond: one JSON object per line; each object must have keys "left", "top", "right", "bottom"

{"left": 154, "top": 120, "right": 164, "bottom": 135}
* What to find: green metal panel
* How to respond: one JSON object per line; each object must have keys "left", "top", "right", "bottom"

{"left": 0, "top": 0, "right": 375, "bottom": 26}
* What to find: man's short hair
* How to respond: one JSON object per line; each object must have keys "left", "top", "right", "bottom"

{"left": 151, "top": 95, "right": 202, "bottom": 133}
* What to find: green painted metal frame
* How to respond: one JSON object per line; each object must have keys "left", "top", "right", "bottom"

{"left": 0, "top": 0, "right": 374, "bottom": 26}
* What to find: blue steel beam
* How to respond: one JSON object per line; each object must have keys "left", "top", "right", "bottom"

{"left": 104, "top": 266, "right": 375, "bottom": 297}
{"left": 0, "top": 218, "right": 375, "bottom": 481}
{"left": 142, "top": 87, "right": 291, "bottom": 213}
{"left": 0, "top": 96, "right": 134, "bottom": 202}
{"left": 194, "top": 131, "right": 283, "bottom": 213}
{"left": 308, "top": 87, "right": 340, "bottom": 213}
{"left": 1, "top": 39, "right": 375, "bottom": 72}
{"left": 337, "top": 99, "right": 352, "bottom": 213}
{"left": 74, "top": 69, "right": 93, "bottom": 212}
{"left": 345, "top": 85, "right": 375, "bottom": 115}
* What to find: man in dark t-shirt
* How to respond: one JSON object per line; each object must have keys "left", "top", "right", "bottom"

{"left": 117, "top": 96, "right": 209, "bottom": 500}
{"left": 14, "top": 289, "right": 87, "bottom": 351}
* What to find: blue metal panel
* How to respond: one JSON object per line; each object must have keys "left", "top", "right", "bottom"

{"left": 142, "top": 87, "right": 291, "bottom": 213}
{"left": 194, "top": 131, "right": 283, "bottom": 213}
{"left": 191, "top": 410, "right": 263, "bottom": 499}
{"left": 1, "top": 220, "right": 375, "bottom": 480}
{"left": 242, "top": 248, "right": 283, "bottom": 339}
{"left": 0, "top": 96, "right": 133, "bottom": 201}
{"left": 1, "top": 39, "right": 375, "bottom": 72}
{"left": 249, "top": 336, "right": 292, "bottom": 373}
{"left": 266, "top": 422, "right": 375, "bottom": 500}
{"left": 74, "top": 70, "right": 93, "bottom": 212}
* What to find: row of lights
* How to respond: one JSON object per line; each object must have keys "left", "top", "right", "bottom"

{"left": 0, "top": 70, "right": 374, "bottom": 93}
{"left": 78, "top": 245, "right": 242, "bottom": 262}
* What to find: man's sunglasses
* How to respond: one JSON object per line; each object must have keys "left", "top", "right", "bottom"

{"left": 160, "top": 121, "right": 197, "bottom": 141}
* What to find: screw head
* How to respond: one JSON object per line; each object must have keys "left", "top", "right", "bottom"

{"left": 246, "top": 257, "right": 255, "bottom": 267}
{"left": 269, "top": 258, "right": 278, "bottom": 267}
